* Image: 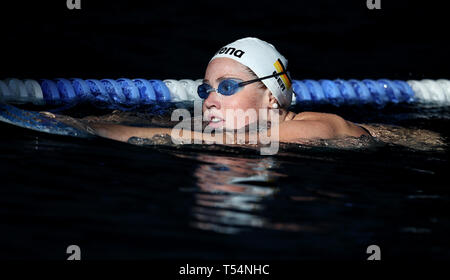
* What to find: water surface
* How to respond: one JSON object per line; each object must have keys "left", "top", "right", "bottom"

{"left": 0, "top": 102, "right": 449, "bottom": 260}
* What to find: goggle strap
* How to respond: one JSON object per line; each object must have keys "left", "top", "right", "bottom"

{"left": 238, "top": 71, "right": 288, "bottom": 87}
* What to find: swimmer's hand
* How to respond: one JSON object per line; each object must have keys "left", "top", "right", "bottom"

{"left": 39, "top": 111, "right": 98, "bottom": 135}
{"left": 39, "top": 111, "right": 56, "bottom": 118}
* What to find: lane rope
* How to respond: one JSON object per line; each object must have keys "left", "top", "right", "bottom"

{"left": 1, "top": 78, "right": 449, "bottom": 106}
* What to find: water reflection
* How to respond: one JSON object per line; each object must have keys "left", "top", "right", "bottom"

{"left": 176, "top": 154, "right": 315, "bottom": 235}
{"left": 191, "top": 155, "right": 278, "bottom": 234}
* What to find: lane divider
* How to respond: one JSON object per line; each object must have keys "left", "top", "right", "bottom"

{"left": 1, "top": 78, "right": 449, "bottom": 106}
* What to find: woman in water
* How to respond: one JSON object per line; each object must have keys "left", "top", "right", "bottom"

{"left": 88, "top": 37, "right": 370, "bottom": 145}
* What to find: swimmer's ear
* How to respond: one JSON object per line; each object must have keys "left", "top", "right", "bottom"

{"left": 266, "top": 90, "right": 278, "bottom": 108}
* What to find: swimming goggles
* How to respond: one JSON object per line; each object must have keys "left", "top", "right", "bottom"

{"left": 197, "top": 71, "right": 288, "bottom": 99}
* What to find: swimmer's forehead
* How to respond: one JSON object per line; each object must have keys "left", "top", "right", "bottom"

{"left": 204, "top": 58, "right": 250, "bottom": 83}
{"left": 202, "top": 76, "right": 244, "bottom": 83}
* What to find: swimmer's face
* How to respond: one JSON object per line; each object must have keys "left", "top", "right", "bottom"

{"left": 202, "top": 58, "right": 271, "bottom": 129}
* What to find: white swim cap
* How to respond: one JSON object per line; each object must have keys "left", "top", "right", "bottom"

{"left": 209, "top": 37, "right": 293, "bottom": 108}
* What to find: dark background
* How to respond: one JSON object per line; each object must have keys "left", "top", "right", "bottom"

{"left": 1, "top": 0, "right": 448, "bottom": 81}
{"left": 1, "top": 0, "right": 450, "bottom": 263}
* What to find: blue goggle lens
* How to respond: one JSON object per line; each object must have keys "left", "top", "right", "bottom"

{"left": 197, "top": 83, "right": 212, "bottom": 99}
{"left": 197, "top": 79, "right": 242, "bottom": 99}
{"left": 217, "top": 79, "right": 241, "bottom": 96}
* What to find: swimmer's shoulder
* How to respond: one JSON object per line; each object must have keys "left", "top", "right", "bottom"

{"left": 285, "top": 111, "right": 370, "bottom": 137}
{"left": 288, "top": 111, "right": 340, "bottom": 121}
{"left": 289, "top": 112, "right": 341, "bottom": 121}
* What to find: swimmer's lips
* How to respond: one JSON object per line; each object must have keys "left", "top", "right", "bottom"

{"left": 206, "top": 116, "right": 224, "bottom": 128}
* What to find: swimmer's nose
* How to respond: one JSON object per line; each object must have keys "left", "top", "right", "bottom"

{"left": 203, "top": 90, "right": 221, "bottom": 109}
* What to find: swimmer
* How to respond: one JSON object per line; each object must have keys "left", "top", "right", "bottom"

{"left": 85, "top": 37, "right": 370, "bottom": 144}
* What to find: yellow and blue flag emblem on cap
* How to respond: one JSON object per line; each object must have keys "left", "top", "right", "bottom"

{"left": 273, "top": 59, "right": 292, "bottom": 89}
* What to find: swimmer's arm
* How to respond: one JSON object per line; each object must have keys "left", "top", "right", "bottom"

{"left": 88, "top": 123, "right": 242, "bottom": 143}
{"left": 88, "top": 123, "right": 182, "bottom": 142}
{"left": 89, "top": 113, "right": 369, "bottom": 144}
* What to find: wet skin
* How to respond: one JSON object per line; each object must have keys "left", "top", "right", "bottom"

{"left": 88, "top": 58, "right": 369, "bottom": 143}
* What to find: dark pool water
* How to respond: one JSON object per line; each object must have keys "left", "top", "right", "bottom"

{"left": 0, "top": 102, "right": 449, "bottom": 260}
{"left": 1, "top": 0, "right": 450, "bottom": 261}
